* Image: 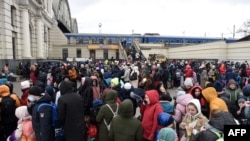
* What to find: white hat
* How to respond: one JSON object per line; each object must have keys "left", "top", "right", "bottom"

{"left": 124, "top": 82, "right": 132, "bottom": 90}
{"left": 184, "top": 78, "right": 193, "bottom": 87}
{"left": 21, "top": 80, "right": 30, "bottom": 89}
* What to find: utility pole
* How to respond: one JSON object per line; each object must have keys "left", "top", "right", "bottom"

{"left": 233, "top": 25, "right": 235, "bottom": 39}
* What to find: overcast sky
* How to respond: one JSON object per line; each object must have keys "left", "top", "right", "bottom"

{"left": 68, "top": 0, "right": 250, "bottom": 38}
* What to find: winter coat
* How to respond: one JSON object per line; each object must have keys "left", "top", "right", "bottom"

{"left": 29, "top": 94, "right": 54, "bottom": 141}
{"left": 121, "top": 66, "right": 131, "bottom": 82}
{"left": 194, "top": 111, "right": 237, "bottom": 141}
{"left": 20, "top": 89, "right": 29, "bottom": 106}
{"left": 180, "top": 99, "right": 209, "bottom": 141}
{"left": 173, "top": 94, "right": 194, "bottom": 123}
{"left": 109, "top": 99, "right": 143, "bottom": 141}
{"left": 140, "top": 90, "right": 163, "bottom": 141}
{"left": 8, "top": 106, "right": 36, "bottom": 141}
{"left": 202, "top": 87, "right": 229, "bottom": 119}
{"left": 58, "top": 81, "right": 85, "bottom": 141}
{"left": 190, "top": 86, "right": 209, "bottom": 118}
{"left": 130, "top": 66, "right": 139, "bottom": 88}
{"left": 78, "top": 77, "right": 93, "bottom": 116}
{"left": 199, "top": 69, "right": 208, "bottom": 89}
{"left": 96, "top": 90, "right": 119, "bottom": 141}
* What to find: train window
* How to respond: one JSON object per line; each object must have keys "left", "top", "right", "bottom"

{"left": 176, "top": 40, "right": 179, "bottom": 43}
{"left": 171, "top": 40, "right": 173, "bottom": 43}
{"left": 198, "top": 41, "right": 201, "bottom": 43}
{"left": 187, "top": 40, "right": 190, "bottom": 43}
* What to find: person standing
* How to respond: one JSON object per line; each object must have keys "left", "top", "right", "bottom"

{"left": 58, "top": 80, "right": 85, "bottom": 141}
{"left": 140, "top": 90, "right": 163, "bottom": 141}
{"left": 109, "top": 99, "right": 143, "bottom": 141}
{"left": 27, "top": 86, "right": 54, "bottom": 141}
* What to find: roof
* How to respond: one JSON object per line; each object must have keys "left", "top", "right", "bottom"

{"left": 237, "top": 35, "right": 250, "bottom": 42}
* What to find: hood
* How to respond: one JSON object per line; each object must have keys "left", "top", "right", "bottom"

{"left": 190, "top": 86, "right": 203, "bottom": 97}
{"left": 81, "top": 77, "right": 92, "bottom": 88}
{"left": 227, "top": 79, "right": 236, "bottom": 87}
{"left": 176, "top": 94, "right": 194, "bottom": 106}
{"left": 37, "top": 93, "right": 52, "bottom": 104}
{"left": 185, "top": 64, "right": 191, "bottom": 69}
{"left": 187, "top": 99, "right": 201, "bottom": 117}
{"left": 0, "top": 85, "right": 10, "bottom": 96}
{"left": 118, "top": 99, "right": 134, "bottom": 118}
{"left": 145, "top": 90, "right": 159, "bottom": 105}
{"left": 158, "top": 128, "right": 176, "bottom": 141}
{"left": 208, "top": 111, "right": 237, "bottom": 131}
{"left": 15, "top": 106, "right": 30, "bottom": 119}
{"left": 45, "top": 85, "right": 54, "bottom": 97}
{"left": 202, "top": 87, "right": 217, "bottom": 103}
{"left": 103, "top": 90, "right": 118, "bottom": 104}
{"left": 59, "top": 81, "right": 73, "bottom": 95}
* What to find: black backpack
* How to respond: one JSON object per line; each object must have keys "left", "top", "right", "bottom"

{"left": 0, "top": 94, "right": 17, "bottom": 123}
{"left": 130, "top": 72, "right": 137, "bottom": 81}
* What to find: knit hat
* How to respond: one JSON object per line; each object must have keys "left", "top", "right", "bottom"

{"left": 124, "top": 82, "right": 132, "bottom": 90}
{"left": 21, "top": 80, "right": 30, "bottom": 90}
{"left": 184, "top": 78, "right": 193, "bottom": 87}
{"left": 45, "top": 85, "right": 54, "bottom": 97}
{"left": 15, "top": 106, "right": 30, "bottom": 119}
{"left": 29, "top": 86, "right": 42, "bottom": 96}
{"left": 242, "top": 84, "right": 250, "bottom": 97}
{"left": 158, "top": 127, "right": 176, "bottom": 141}
{"left": 111, "top": 77, "right": 119, "bottom": 86}
{"left": 238, "top": 98, "right": 246, "bottom": 104}
{"left": 158, "top": 112, "right": 174, "bottom": 127}
{"left": 213, "top": 81, "right": 223, "bottom": 92}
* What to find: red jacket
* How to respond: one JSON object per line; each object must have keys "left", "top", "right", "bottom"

{"left": 140, "top": 90, "right": 163, "bottom": 141}
{"left": 184, "top": 65, "right": 193, "bottom": 78}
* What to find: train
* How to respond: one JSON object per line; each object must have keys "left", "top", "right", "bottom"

{"left": 65, "top": 33, "right": 237, "bottom": 47}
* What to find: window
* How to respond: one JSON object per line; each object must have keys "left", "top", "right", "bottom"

{"left": 11, "top": 6, "right": 16, "bottom": 26}
{"left": 103, "top": 49, "right": 108, "bottom": 59}
{"left": 12, "top": 32, "right": 17, "bottom": 59}
{"left": 76, "top": 49, "right": 81, "bottom": 58}
{"left": 62, "top": 49, "right": 68, "bottom": 61}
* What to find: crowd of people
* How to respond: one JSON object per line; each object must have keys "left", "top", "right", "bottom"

{"left": 0, "top": 58, "right": 250, "bottom": 141}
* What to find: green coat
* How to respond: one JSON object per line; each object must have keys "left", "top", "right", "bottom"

{"left": 109, "top": 99, "right": 143, "bottom": 141}
{"left": 96, "top": 90, "right": 118, "bottom": 141}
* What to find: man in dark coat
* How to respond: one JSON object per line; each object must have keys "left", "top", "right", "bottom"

{"left": 27, "top": 86, "right": 54, "bottom": 141}
{"left": 58, "top": 80, "right": 85, "bottom": 141}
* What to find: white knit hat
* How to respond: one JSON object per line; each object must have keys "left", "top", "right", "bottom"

{"left": 124, "top": 82, "right": 132, "bottom": 90}
{"left": 184, "top": 78, "right": 193, "bottom": 87}
{"left": 20, "top": 80, "right": 30, "bottom": 90}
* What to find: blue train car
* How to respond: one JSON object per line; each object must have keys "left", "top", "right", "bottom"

{"left": 64, "top": 33, "right": 236, "bottom": 47}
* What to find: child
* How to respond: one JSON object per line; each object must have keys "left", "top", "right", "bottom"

{"left": 179, "top": 99, "right": 208, "bottom": 141}
{"left": 7, "top": 106, "right": 36, "bottom": 141}
{"left": 234, "top": 98, "right": 249, "bottom": 125}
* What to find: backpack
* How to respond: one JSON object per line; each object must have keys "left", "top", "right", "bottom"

{"left": 86, "top": 123, "right": 98, "bottom": 139}
{"left": 0, "top": 94, "right": 17, "bottom": 123}
{"left": 244, "top": 103, "right": 250, "bottom": 120}
{"left": 210, "top": 130, "right": 224, "bottom": 141}
{"left": 103, "top": 103, "right": 119, "bottom": 131}
{"left": 37, "top": 103, "right": 64, "bottom": 138}
{"left": 130, "top": 72, "right": 137, "bottom": 81}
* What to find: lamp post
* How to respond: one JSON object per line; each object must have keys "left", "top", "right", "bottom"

{"left": 99, "top": 23, "right": 102, "bottom": 34}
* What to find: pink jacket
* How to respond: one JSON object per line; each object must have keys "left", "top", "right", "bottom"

{"left": 173, "top": 94, "right": 193, "bottom": 123}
